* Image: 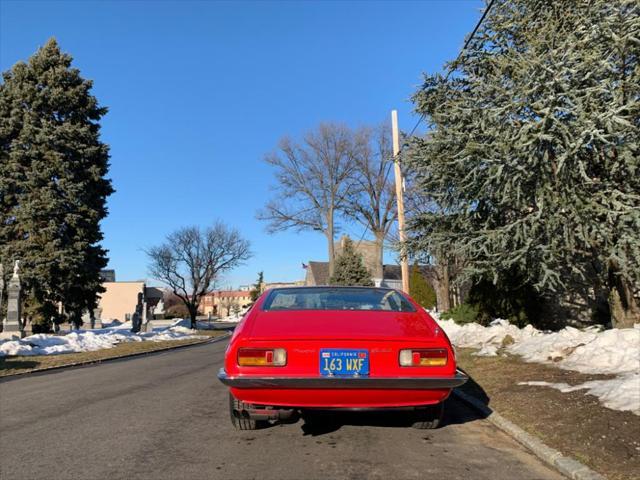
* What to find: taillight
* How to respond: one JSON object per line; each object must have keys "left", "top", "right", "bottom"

{"left": 399, "top": 349, "right": 448, "bottom": 367}
{"left": 237, "top": 348, "right": 287, "bottom": 366}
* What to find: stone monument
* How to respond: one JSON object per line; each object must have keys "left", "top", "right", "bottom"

{"left": 154, "top": 298, "right": 165, "bottom": 319}
{"left": 93, "top": 307, "right": 103, "bottom": 329}
{"left": 131, "top": 292, "right": 143, "bottom": 333}
{"left": 1, "top": 260, "right": 24, "bottom": 339}
{"left": 81, "top": 310, "right": 93, "bottom": 329}
{"left": 142, "top": 300, "right": 154, "bottom": 332}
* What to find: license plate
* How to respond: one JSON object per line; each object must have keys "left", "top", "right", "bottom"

{"left": 320, "top": 349, "right": 369, "bottom": 377}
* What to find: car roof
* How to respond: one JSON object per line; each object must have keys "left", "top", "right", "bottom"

{"left": 270, "top": 285, "right": 395, "bottom": 290}
{"left": 267, "top": 285, "right": 398, "bottom": 292}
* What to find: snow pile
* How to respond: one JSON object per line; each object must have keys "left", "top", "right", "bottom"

{"left": 434, "top": 313, "right": 640, "bottom": 415}
{"left": 437, "top": 317, "right": 540, "bottom": 351}
{"left": 511, "top": 326, "right": 640, "bottom": 375}
{"left": 435, "top": 315, "right": 639, "bottom": 376}
{"left": 168, "top": 318, "right": 193, "bottom": 329}
{"left": 217, "top": 310, "right": 248, "bottom": 323}
{"left": 519, "top": 373, "right": 640, "bottom": 414}
{"left": 0, "top": 324, "right": 207, "bottom": 357}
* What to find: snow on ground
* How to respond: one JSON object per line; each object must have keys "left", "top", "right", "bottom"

{"left": 433, "top": 313, "right": 640, "bottom": 415}
{"left": 518, "top": 374, "right": 640, "bottom": 414}
{"left": 0, "top": 321, "right": 207, "bottom": 357}
{"left": 217, "top": 313, "right": 244, "bottom": 323}
{"left": 216, "top": 308, "right": 250, "bottom": 323}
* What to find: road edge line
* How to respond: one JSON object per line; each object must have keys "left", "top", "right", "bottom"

{"left": 453, "top": 389, "right": 606, "bottom": 480}
{"left": 0, "top": 332, "right": 231, "bottom": 380}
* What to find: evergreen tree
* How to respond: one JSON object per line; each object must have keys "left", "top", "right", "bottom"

{"left": 0, "top": 38, "right": 113, "bottom": 327}
{"left": 250, "top": 271, "right": 264, "bottom": 302}
{"left": 329, "top": 238, "right": 373, "bottom": 286}
{"left": 409, "top": 264, "right": 437, "bottom": 309}
{"left": 406, "top": 0, "right": 639, "bottom": 327}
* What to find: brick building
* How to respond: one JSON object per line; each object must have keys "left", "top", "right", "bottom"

{"left": 199, "top": 289, "right": 253, "bottom": 317}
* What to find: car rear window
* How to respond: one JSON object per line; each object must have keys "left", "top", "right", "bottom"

{"left": 262, "top": 287, "right": 416, "bottom": 312}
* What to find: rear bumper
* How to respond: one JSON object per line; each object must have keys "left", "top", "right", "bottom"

{"left": 218, "top": 368, "right": 468, "bottom": 390}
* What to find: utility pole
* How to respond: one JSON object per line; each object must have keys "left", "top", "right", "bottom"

{"left": 391, "top": 110, "right": 410, "bottom": 294}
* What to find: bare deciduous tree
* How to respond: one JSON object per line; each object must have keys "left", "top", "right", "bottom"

{"left": 218, "top": 295, "right": 239, "bottom": 317}
{"left": 258, "top": 123, "right": 357, "bottom": 277}
{"left": 146, "top": 222, "right": 251, "bottom": 328}
{"left": 345, "top": 125, "right": 397, "bottom": 279}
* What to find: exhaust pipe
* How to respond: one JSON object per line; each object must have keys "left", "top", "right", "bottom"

{"left": 240, "top": 408, "right": 297, "bottom": 422}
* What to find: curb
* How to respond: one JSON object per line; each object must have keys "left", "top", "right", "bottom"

{"left": 453, "top": 389, "right": 606, "bottom": 480}
{"left": 0, "top": 333, "right": 231, "bottom": 381}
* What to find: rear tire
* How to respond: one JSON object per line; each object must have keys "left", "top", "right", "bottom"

{"left": 411, "top": 402, "right": 444, "bottom": 429}
{"left": 229, "top": 393, "right": 266, "bottom": 430}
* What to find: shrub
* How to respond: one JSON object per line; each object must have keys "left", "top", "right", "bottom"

{"left": 409, "top": 264, "right": 437, "bottom": 309}
{"left": 440, "top": 303, "right": 480, "bottom": 325}
{"left": 31, "top": 320, "right": 53, "bottom": 334}
{"left": 467, "top": 273, "right": 543, "bottom": 328}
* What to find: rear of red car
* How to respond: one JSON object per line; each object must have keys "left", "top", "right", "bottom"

{"left": 218, "top": 286, "right": 466, "bottom": 429}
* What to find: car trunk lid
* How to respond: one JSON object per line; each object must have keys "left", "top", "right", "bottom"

{"left": 247, "top": 309, "right": 436, "bottom": 341}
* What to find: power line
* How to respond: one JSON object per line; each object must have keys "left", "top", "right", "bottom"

{"left": 460, "top": 0, "right": 496, "bottom": 62}
{"left": 398, "top": 0, "right": 496, "bottom": 153}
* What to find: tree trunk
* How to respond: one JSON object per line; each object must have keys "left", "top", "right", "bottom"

{"left": 70, "top": 311, "right": 82, "bottom": 330}
{"left": 609, "top": 277, "right": 640, "bottom": 329}
{"left": 372, "top": 230, "right": 385, "bottom": 281}
{"left": 437, "top": 260, "right": 451, "bottom": 312}
{"left": 189, "top": 306, "right": 198, "bottom": 329}
{"left": 451, "top": 284, "right": 459, "bottom": 308}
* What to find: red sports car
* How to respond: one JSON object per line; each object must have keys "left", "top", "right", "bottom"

{"left": 218, "top": 286, "right": 467, "bottom": 430}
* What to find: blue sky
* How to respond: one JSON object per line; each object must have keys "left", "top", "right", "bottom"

{"left": 1, "top": 0, "right": 483, "bottom": 288}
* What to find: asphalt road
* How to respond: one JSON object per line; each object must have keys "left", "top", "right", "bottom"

{"left": 0, "top": 339, "right": 565, "bottom": 480}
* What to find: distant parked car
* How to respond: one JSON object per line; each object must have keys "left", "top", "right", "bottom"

{"left": 218, "top": 286, "right": 467, "bottom": 430}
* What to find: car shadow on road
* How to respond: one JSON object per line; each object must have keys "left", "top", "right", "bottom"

{"left": 294, "top": 371, "right": 492, "bottom": 436}
{"left": 456, "top": 367, "right": 491, "bottom": 406}
{"left": 299, "top": 410, "right": 416, "bottom": 436}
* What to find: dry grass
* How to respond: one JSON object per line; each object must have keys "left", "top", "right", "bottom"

{"left": 456, "top": 348, "right": 640, "bottom": 480}
{"left": 0, "top": 329, "right": 228, "bottom": 377}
